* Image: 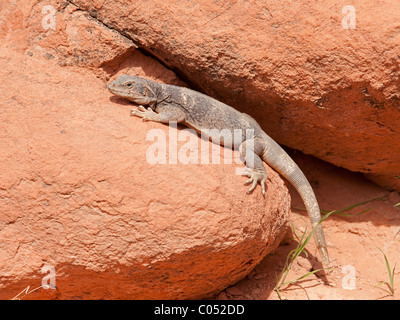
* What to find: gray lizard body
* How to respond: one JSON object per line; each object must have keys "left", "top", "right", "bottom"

{"left": 108, "top": 74, "right": 329, "bottom": 264}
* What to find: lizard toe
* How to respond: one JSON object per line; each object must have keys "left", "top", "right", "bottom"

{"left": 137, "top": 105, "right": 147, "bottom": 112}
{"left": 244, "top": 171, "right": 268, "bottom": 194}
{"left": 246, "top": 180, "right": 258, "bottom": 194}
{"left": 130, "top": 109, "right": 144, "bottom": 117}
{"left": 261, "top": 177, "right": 267, "bottom": 195}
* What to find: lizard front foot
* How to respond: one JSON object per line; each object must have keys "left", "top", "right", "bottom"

{"left": 130, "top": 105, "right": 158, "bottom": 121}
{"left": 243, "top": 170, "right": 267, "bottom": 195}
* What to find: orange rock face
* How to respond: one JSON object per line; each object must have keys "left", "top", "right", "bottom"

{"left": 69, "top": 0, "right": 399, "bottom": 190}
{"left": 1, "top": 0, "right": 399, "bottom": 300}
{"left": 0, "top": 48, "right": 289, "bottom": 299}
{"left": 2, "top": 0, "right": 399, "bottom": 188}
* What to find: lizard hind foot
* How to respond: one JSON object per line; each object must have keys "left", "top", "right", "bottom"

{"left": 244, "top": 170, "right": 267, "bottom": 195}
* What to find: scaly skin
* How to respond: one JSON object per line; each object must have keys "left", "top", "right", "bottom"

{"left": 108, "top": 74, "right": 329, "bottom": 264}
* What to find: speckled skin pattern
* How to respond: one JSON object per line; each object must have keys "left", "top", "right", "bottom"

{"left": 108, "top": 75, "right": 329, "bottom": 264}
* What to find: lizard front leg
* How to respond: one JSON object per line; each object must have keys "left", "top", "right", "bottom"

{"left": 239, "top": 138, "right": 268, "bottom": 194}
{"left": 130, "top": 105, "right": 186, "bottom": 123}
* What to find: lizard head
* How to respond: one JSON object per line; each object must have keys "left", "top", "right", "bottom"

{"left": 108, "top": 74, "right": 157, "bottom": 105}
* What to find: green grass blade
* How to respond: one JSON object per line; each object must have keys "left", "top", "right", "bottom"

{"left": 378, "top": 247, "right": 392, "bottom": 277}
{"left": 391, "top": 265, "right": 396, "bottom": 290}
{"left": 331, "top": 208, "right": 370, "bottom": 217}
{"left": 335, "top": 195, "right": 388, "bottom": 213}
{"left": 377, "top": 247, "right": 395, "bottom": 295}
{"left": 280, "top": 268, "right": 324, "bottom": 287}
{"left": 274, "top": 210, "right": 335, "bottom": 298}
{"left": 292, "top": 195, "right": 389, "bottom": 217}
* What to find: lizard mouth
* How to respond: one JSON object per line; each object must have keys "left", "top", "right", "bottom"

{"left": 107, "top": 85, "right": 120, "bottom": 95}
{"left": 108, "top": 85, "right": 143, "bottom": 104}
{"left": 107, "top": 86, "right": 130, "bottom": 99}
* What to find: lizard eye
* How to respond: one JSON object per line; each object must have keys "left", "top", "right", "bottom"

{"left": 126, "top": 82, "right": 133, "bottom": 87}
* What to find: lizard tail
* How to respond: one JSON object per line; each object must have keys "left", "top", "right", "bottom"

{"left": 286, "top": 168, "right": 329, "bottom": 264}
{"left": 260, "top": 136, "right": 329, "bottom": 264}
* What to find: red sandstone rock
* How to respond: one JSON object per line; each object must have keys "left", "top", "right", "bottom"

{"left": 68, "top": 0, "right": 400, "bottom": 190}
{"left": 0, "top": 48, "right": 289, "bottom": 299}
{"left": 1, "top": 0, "right": 400, "bottom": 301}
{"left": 1, "top": 0, "right": 399, "bottom": 190}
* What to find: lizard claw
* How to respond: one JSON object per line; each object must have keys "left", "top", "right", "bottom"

{"left": 244, "top": 171, "right": 267, "bottom": 195}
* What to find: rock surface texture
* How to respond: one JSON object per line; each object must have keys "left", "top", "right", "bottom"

{"left": 71, "top": 0, "right": 399, "bottom": 191}
{"left": 1, "top": 0, "right": 400, "bottom": 300}
{"left": 1, "top": 0, "right": 399, "bottom": 189}
{"left": 0, "top": 48, "right": 289, "bottom": 299}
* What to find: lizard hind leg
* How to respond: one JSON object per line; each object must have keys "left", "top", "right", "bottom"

{"left": 239, "top": 139, "right": 268, "bottom": 195}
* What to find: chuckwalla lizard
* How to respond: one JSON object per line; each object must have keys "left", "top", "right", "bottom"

{"left": 108, "top": 75, "right": 329, "bottom": 264}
